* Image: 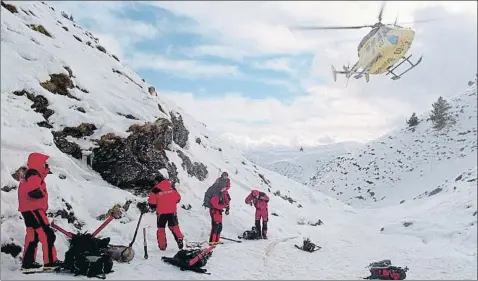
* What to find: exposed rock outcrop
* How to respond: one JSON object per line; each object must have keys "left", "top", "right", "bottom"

{"left": 176, "top": 150, "right": 208, "bottom": 181}
{"left": 170, "top": 111, "right": 189, "bottom": 148}
{"left": 52, "top": 123, "right": 97, "bottom": 159}
{"left": 91, "top": 118, "right": 178, "bottom": 192}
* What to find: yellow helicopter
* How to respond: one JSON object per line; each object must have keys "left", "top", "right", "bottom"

{"left": 292, "top": 2, "right": 439, "bottom": 83}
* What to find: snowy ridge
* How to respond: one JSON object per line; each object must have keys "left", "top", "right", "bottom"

{"left": 1, "top": 1, "right": 477, "bottom": 280}
{"left": 307, "top": 83, "right": 477, "bottom": 207}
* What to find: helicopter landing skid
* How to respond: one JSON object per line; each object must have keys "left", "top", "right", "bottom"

{"left": 386, "top": 54, "right": 423, "bottom": 80}
{"left": 331, "top": 64, "right": 370, "bottom": 83}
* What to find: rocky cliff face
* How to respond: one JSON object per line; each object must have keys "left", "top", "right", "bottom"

{"left": 90, "top": 118, "right": 180, "bottom": 193}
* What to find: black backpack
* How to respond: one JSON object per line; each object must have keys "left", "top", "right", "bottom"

{"left": 241, "top": 226, "right": 261, "bottom": 240}
{"left": 62, "top": 233, "right": 113, "bottom": 279}
{"left": 202, "top": 179, "right": 228, "bottom": 208}
{"left": 162, "top": 248, "right": 213, "bottom": 274}
{"left": 175, "top": 248, "right": 212, "bottom": 269}
{"left": 365, "top": 260, "right": 409, "bottom": 280}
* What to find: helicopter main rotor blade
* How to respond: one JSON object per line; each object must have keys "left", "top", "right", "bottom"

{"left": 394, "top": 16, "right": 455, "bottom": 26}
{"left": 378, "top": 1, "right": 386, "bottom": 23}
{"left": 290, "top": 25, "right": 373, "bottom": 30}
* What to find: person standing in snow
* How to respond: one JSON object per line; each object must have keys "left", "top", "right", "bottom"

{"left": 245, "top": 189, "right": 270, "bottom": 239}
{"left": 147, "top": 172, "right": 184, "bottom": 251}
{"left": 207, "top": 187, "right": 230, "bottom": 245}
{"left": 216, "top": 172, "right": 231, "bottom": 215}
{"left": 18, "top": 152, "right": 62, "bottom": 270}
{"left": 205, "top": 171, "right": 231, "bottom": 245}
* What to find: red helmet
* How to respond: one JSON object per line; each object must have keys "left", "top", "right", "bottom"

{"left": 252, "top": 190, "right": 259, "bottom": 197}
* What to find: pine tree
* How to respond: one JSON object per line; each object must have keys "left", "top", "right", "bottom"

{"left": 429, "top": 96, "right": 455, "bottom": 130}
{"left": 406, "top": 112, "right": 419, "bottom": 128}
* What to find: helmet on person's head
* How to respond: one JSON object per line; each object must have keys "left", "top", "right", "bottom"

{"left": 221, "top": 171, "right": 228, "bottom": 178}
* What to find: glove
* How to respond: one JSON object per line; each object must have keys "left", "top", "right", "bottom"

{"left": 225, "top": 207, "right": 230, "bottom": 215}
{"left": 137, "top": 202, "right": 149, "bottom": 214}
{"left": 248, "top": 201, "right": 253, "bottom": 206}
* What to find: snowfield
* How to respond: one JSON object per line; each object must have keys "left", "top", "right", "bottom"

{"left": 246, "top": 142, "right": 363, "bottom": 186}
{"left": 1, "top": 1, "right": 477, "bottom": 280}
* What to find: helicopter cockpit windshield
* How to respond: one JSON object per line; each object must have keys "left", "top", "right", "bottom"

{"left": 357, "top": 27, "right": 380, "bottom": 54}
{"left": 380, "top": 26, "right": 393, "bottom": 34}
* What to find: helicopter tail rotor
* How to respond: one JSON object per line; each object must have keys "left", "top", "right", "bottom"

{"left": 331, "top": 65, "right": 337, "bottom": 82}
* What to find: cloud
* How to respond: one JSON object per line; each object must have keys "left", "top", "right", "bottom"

{"left": 161, "top": 86, "right": 411, "bottom": 149}
{"left": 252, "top": 58, "right": 295, "bottom": 75}
{"left": 146, "top": 1, "right": 476, "bottom": 57}
{"left": 49, "top": 1, "right": 160, "bottom": 60}
{"left": 126, "top": 53, "right": 242, "bottom": 78}
{"left": 179, "top": 44, "right": 253, "bottom": 62}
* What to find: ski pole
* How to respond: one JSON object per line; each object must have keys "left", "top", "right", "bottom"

{"left": 143, "top": 227, "right": 148, "bottom": 259}
{"left": 221, "top": 236, "right": 242, "bottom": 243}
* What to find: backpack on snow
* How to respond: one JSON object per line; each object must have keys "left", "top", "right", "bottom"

{"left": 363, "top": 260, "right": 408, "bottom": 280}
{"left": 240, "top": 226, "right": 261, "bottom": 240}
{"left": 62, "top": 233, "right": 114, "bottom": 279}
{"left": 202, "top": 179, "right": 229, "bottom": 208}
{"left": 294, "top": 238, "right": 321, "bottom": 253}
{"left": 161, "top": 246, "right": 214, "bottom": 274}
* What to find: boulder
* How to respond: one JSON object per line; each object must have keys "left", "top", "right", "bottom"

{"left": 91, "top": 118, "right": 178, "bottom": 192}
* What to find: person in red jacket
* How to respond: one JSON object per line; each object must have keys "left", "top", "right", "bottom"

{"left": 216, "top": 172, "right": 231, "bottom": 191}
{"left": 245, "top": 189, "right": 270, "bottom": 239}
{"left": 148, "top": 173, "right": 184, "bottom": 251}
{"left": 208, "top": 186, "right": 230, "bottom": 245}
{"left": 18, "top": 152, "right": 62, "bottom": 270}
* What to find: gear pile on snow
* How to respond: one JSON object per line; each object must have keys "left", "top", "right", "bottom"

{"left": 294, "top": 238, "right": 321, "bottom": 253}
{"left": 161, "top": 245, "right": 215, "bottom": 274}
{"left": 62, "top": 233, "right": 114, "bottom": 279}
{"left": 239, "top": 226, "right": 262, "bottom": 240}
{"left": 363, "top": 260, "right": 409, "bottom": 280}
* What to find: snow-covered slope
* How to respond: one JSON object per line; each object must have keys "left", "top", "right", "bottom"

{"left": 1, "top": 2, "right": 476, "bottom": 280}
{"left": 307, "top": 83, "right": 477, "bottom": 208}
{"left": 246, "top": 142, "right": 363, "bottom": 185}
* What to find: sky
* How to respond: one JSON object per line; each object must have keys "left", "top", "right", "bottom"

{"left": 49, "top": 1, "right": 477, "bottom": 151}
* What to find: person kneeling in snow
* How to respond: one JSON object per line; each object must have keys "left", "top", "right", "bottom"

{"left": 245, "top": 189, "right": 269, "bottom": 239}
{"left": 18, "top": 152, "right": 63, "bottom": 270}
{"left": 148, "top": 172, "right": 184, "bottom": 251}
